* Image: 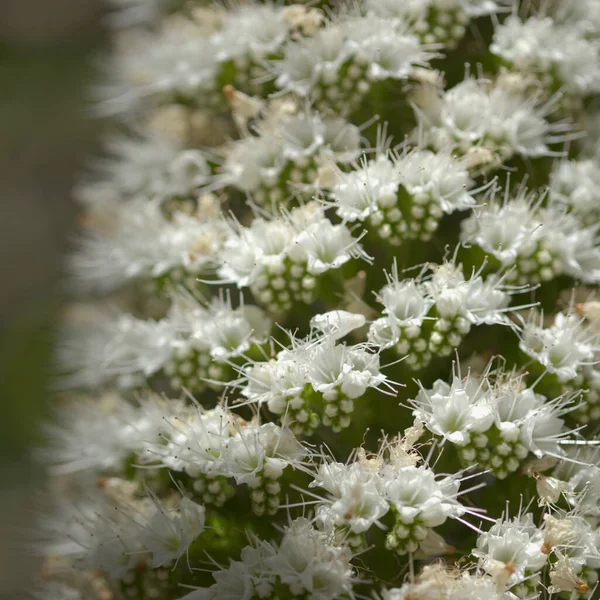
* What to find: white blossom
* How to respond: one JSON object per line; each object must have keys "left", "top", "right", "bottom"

{"left": 475, "top": 513, "right": 547, "bottom": 584}
{"left": 491, "top": 15, "right": 600, "bottom": 97}
{"left": 70, "top": 198, "right": 223, "bottom": 293}
{"left": 520, "top": 311, "right": 598, "bottom": 381}
{"left": 414, "top": 73, "right": 570, "bottom": 161}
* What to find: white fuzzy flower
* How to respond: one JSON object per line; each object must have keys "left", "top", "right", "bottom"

{"left": 307, "top": 339, "right": 385, "bottom": 399}
{"left": 275, "top": 14, "right": 436, "bottom": 110}
{"left": 275, "top": 25, "right": 350, "bottom": 98}
{"left": 70, "top": 198, "right": 223, "bottom": 293}
{"left": 378, "top": 277, "right": 433, "bottom": 329}
{"left": 551, "top": 0, "right": 600, "bottom": 38}
{"left": 553, "top": 448, "right": 600, "bottom": 520}
{"left": 520, "top": 311, "right": 598, "bottom": 381}
{"left": 58, "top": 311, "right": 176, "bottom": 389}
{"left": 340, "top": 16, "right": 437, "bottom": 82}
{"left": 265, "top": 517, "right": 355, "bottom": 599}
{"left": 41, "top": 392, "right": 181, "bottom": 475}
{"left": 491, "top": 15, "right": 600, "bottom": 97}
{"left": 384, "top": 465, "right": 464, "bottom": 527}
{"left": 212, "top": 4, "right": 289, "bottom": 64}
{"left": 383, "top": 563, "right": 514, "bottom": 600}
{"left": 475, "top": 513, "right": 547, "bottom": 584}
{"left": 424, "top": 261, "right": 512, "bottom": 325}
{"left": 141, "top": 405, "right": 235, "bottom": 474}
{"left": 396, "top": 148, "right": 476, "bottom": 212}
{"left": 76, "top": 132, "right": 209, "bottom": 206}
{"left": 108, "top": 20, "right": 219, "bottom": 109}
{"left": 329, "top": 154, "right": 400, "bottom": 222}
{"left": 415, "top": 73, "right": 568, "bottom": 160}
{"left": 218, "top": 422, "right": 305, "bottom": 485}
{"left": 137, "top": 494, "right": 206, "bottom": 567}
{"left": 462, "top": 183, "right": 600, "bottom": 284}
{"left": 295, "top": 215, "right": 368, "bottom": 275}
{"left": 550, "top": 158, "right": 600, "bottom": 220}
{"left": 412, "top": 375, "right": 494, "bottom": 446}
{"left": 172, "top": 295, "right": 271, "bottom": 362}
{"left": 217, "top": 203, "right": 367, "bottom": 295}
{"left": 460, "top": 187, "right": 544, "bottom": 265}
{"left": 549, "top": 550, "right": 590, "bottom": 594}
{"left": 311, "top": 461, "right": 389, "bottom": 534}
{"left": 329, "top": 147, "right": 476, "bottom": 228}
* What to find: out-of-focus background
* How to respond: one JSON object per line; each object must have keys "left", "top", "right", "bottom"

{"left": 0, "top": 1, "right": 106, "bottom": 596}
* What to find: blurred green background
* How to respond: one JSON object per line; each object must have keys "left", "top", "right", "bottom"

{"left": 0, "top": 1, "right": 106, "bottom": 596}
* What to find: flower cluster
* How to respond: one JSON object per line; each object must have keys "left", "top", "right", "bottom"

{"left": 412, "top": 361, "right": 579, "bottom": 478}
{"left": 368, "top": 259, "right": 519, "bottom": 369}
{"left": 461, "top": 184, "right": 600, "bottom": 286}
{"left": 36, "top": 1, "right": 600, "bottom": 600}
{"left": 328, "top": 145, "right": 478, "bottom": 244}
{"left": 241, "top": 310, "right": 390, "bottom": 433}
{"left": 216, "top": 202, "right": 370, "bottom": 313}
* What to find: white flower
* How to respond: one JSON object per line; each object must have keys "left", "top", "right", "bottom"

{"left": 137, "top": 494, "right": 206, "bottom": 567}
{"left": 212, "top": 4, "right": 289, "bottom": 63}
{"left": 194, "top": 299, "right": 271, "bottom": 362}
{"left": 495, "top": 386, "right": 568, "bottom": 460}
{"left": 218, "top": 215, "right": 293, "bottom": 288}
{"left": 383, "top": 563, "right": 514, "bottom": 600}
{"left": 307, "top": 340, "right": 385, "bottom": 399}
{"left": 549, "top": 550, "right": 589, "bottom": 594}
{"left": 41, "top": 486, "right": 143, "bottom": 579}
{"left": 141, "top": 405, "right": 235, "bottom": 474}
{"left": 76, "top": 132, "right": 209, "bottom": 206}
{"left": 265, "top": 517, "right": 355, "bottom": 599}
{"left": 329, "top": 154, "right": 400, "bottom": 222}
{"left": 491, "top": 15, "right": 600, "bottom": 96}
{"left": 462, "top": 183, "right": 600, "bottom": 284}
{"left": 412, "top": 375, "right": 494, "bottom": 446}
{"left": 460, "top": 187, "right": 544, "bottom": 265}
{"left": 275, "top": 25, "right": 349, "bottom": 98}
{"left": 550, "top": 158, "right": 600, "bottom": 219}
{"left": 340, "top": 16, "right": 437, "bottom": 82}
{"left": 384, "top": 465, "right": 464, "bottom": 527}
{"left": 520, "top": 311, "right": 598, "bottom": 381}
{"left": 330, "top": 147, "right": 475, "bottom": 225}
{"left": 41, "top": 392, "right": 180, "bottom": 475}
{"left": 58, "top": 311, "right": 176, "bottom": 389}
{"left": 221, "top": 108, "right": 361, "bottom": 197}
{"left": 475, "top": 514, "right": 547, "bottom": 583}
{"left": 551, "top": 0, "right": 600, "bottom": 37}
{"left": 221, "top": 134, "right": 286, "bottom": 194}
{"left": 396, "top": 148, "right": 476, "bottom": 212}
{"left": 310, "top": 461, "right": 389, "bottom": 534}
{"left": 415, "top": 73, "right": 567, "bottom": 159}
{"left": 296, "top": 216, "right": 368, "bottom": 275}
{"left": 70, "top": 198, "right": 222, "bottom": 292}
{"left": 218, "top": 422, "right": 305, "bottom": 485}
{"left": 109, "top": 19, "right": 218, "bottom": 107}
{"left": 424, "top": 261, "right": 513, "bottom": 325}
{"left": 217, "top": 204, "right": 367, "bottom": 290}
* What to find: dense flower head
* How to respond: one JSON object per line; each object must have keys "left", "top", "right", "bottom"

{"left": 37, "top": 2, "right": 600, "bottom": 599}
{"left": 413, "top": 72, "right": 572, "bottom": 164}
{"left": 274, "top": 11, "right": 438, "bottom": 112}
{"left": 219, "top": 104, "right": 361, "bottom": 204}
{"left": 461, "top": 182, "right": 600, "bottom": 286}
{"left": 491, "top": 13, "right": 600, "bottom": 97}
